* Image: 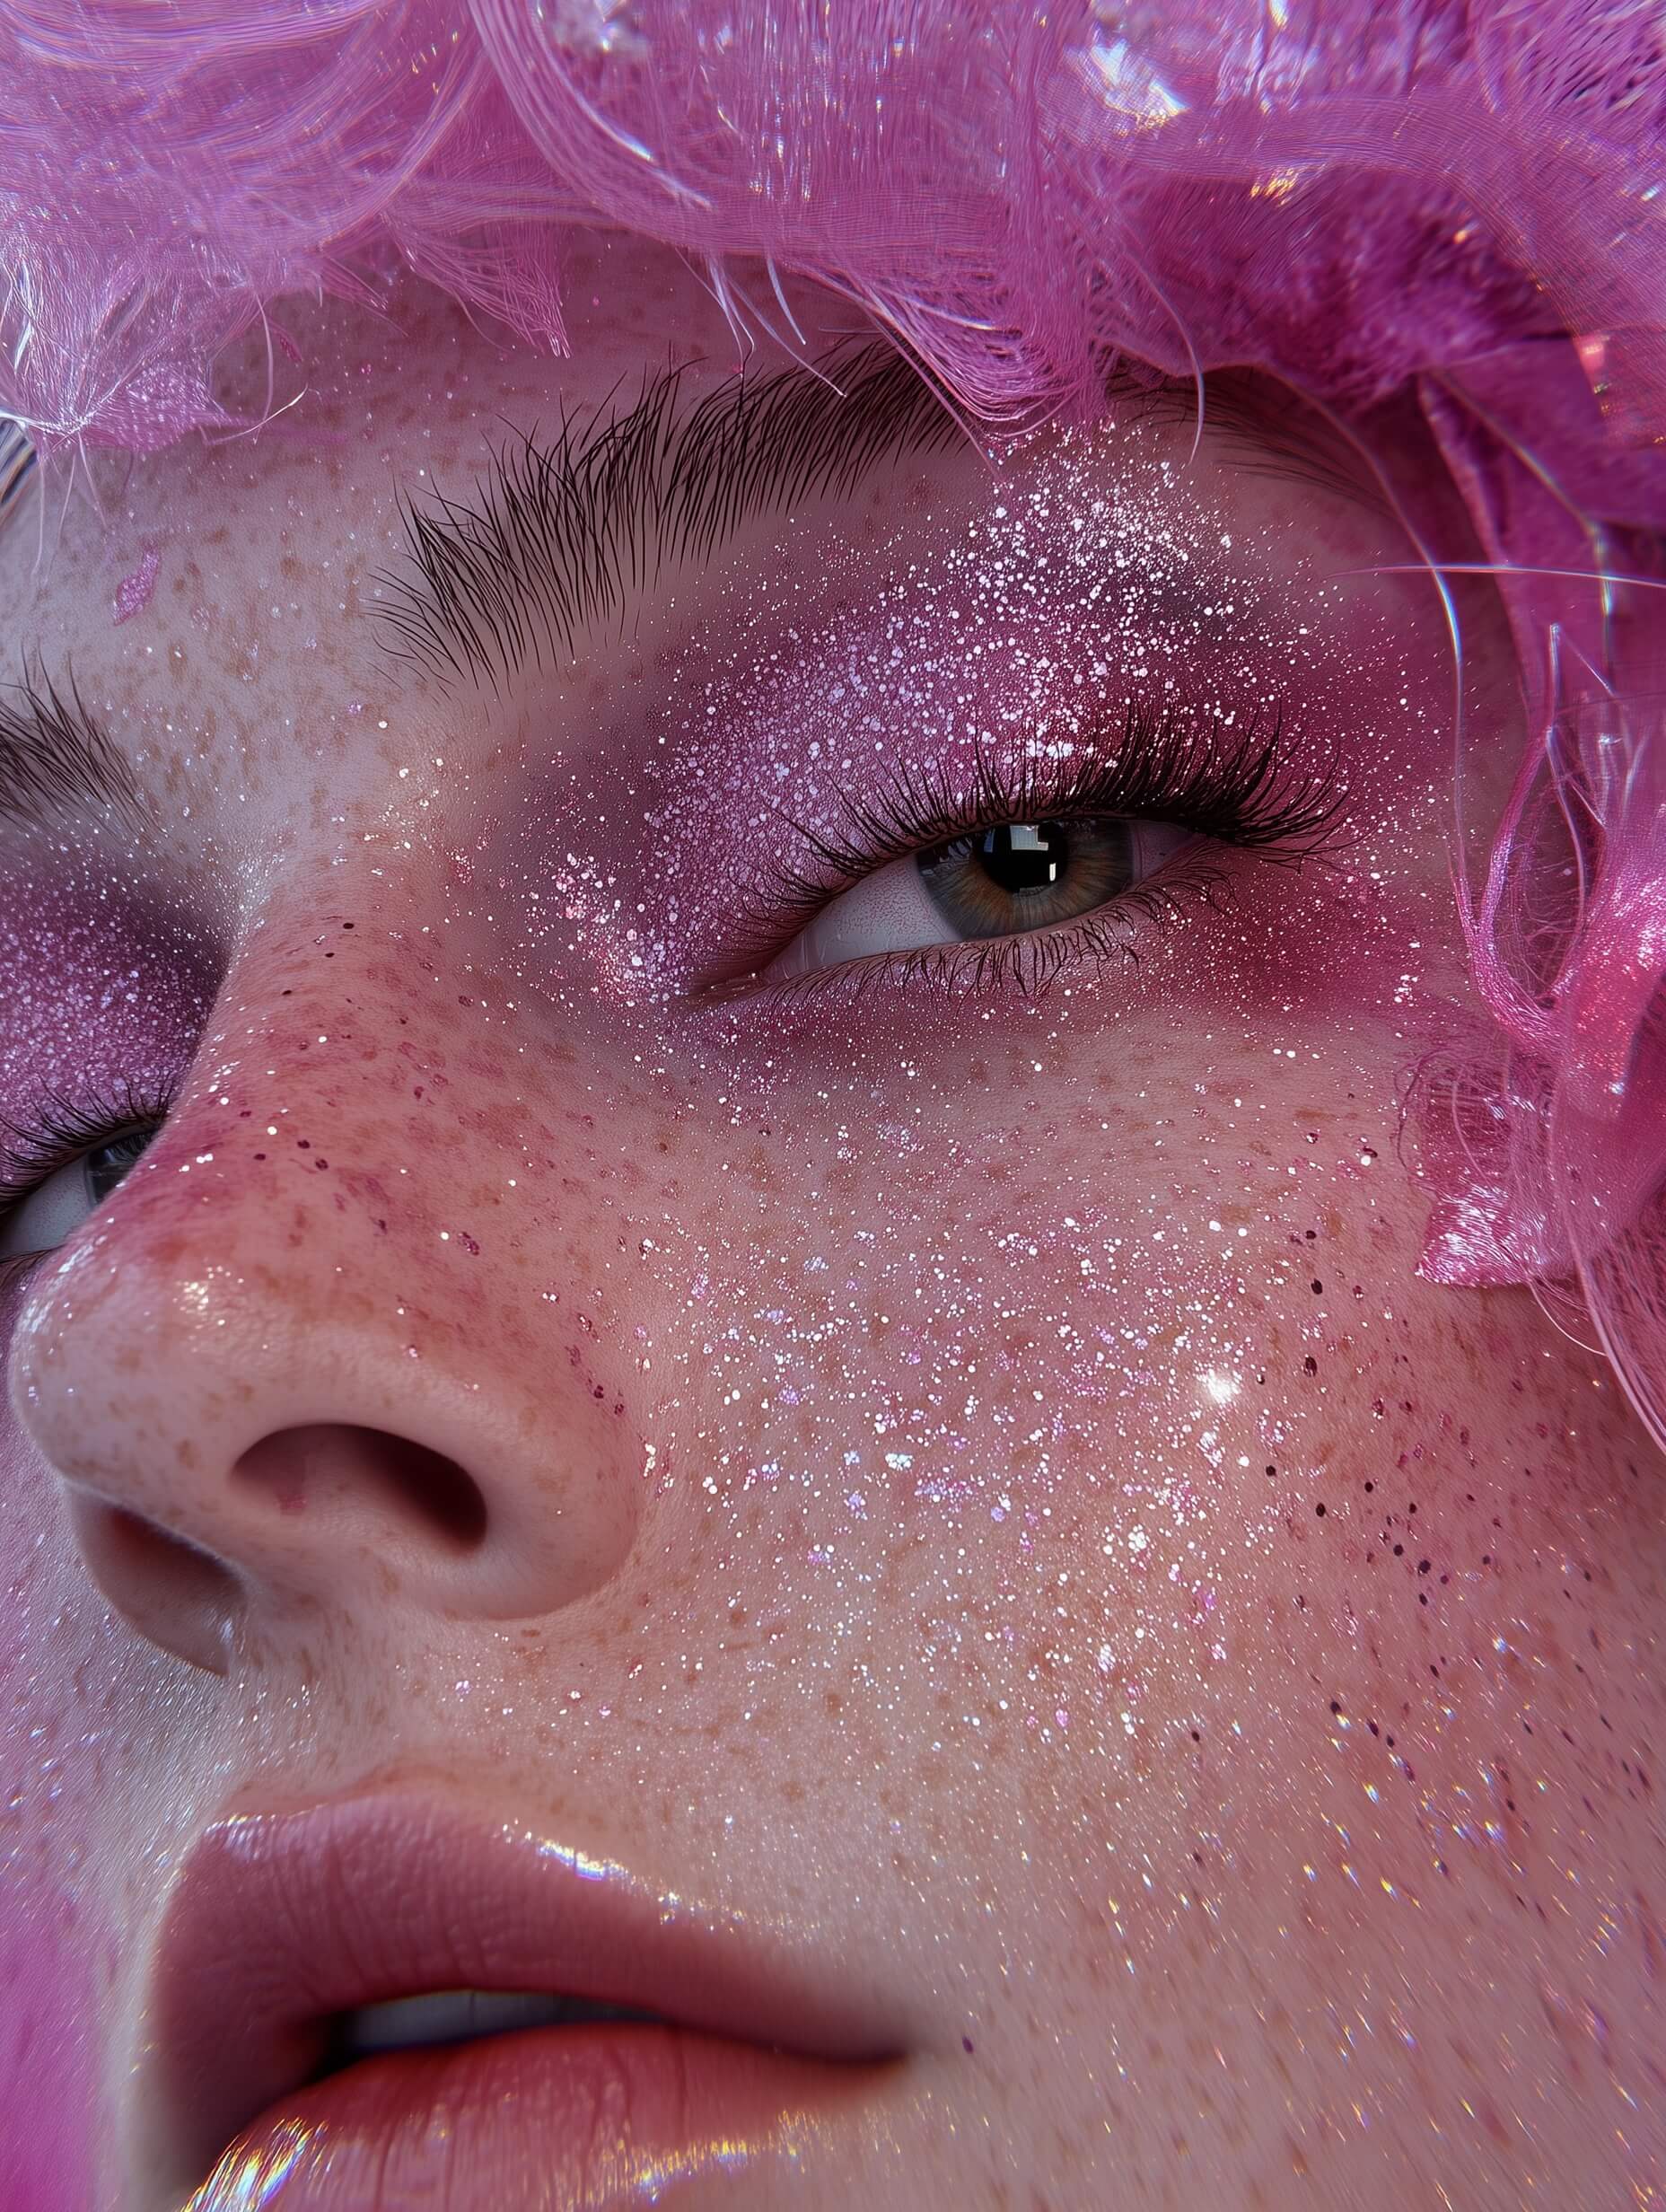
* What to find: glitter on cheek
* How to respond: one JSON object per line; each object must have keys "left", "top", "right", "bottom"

{"left": 414, "top": 411, "right": 1541, "bottom": 1902}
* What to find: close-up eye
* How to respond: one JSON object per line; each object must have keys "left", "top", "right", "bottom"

{"left": 732, "top": 706, "right": 1348, "bottom": 996}
{"left": 0, "top": 1113, "right": 163, "bottom": 1262}
{"left": 767, "top": 813, "right": 1195, "bottom": 976}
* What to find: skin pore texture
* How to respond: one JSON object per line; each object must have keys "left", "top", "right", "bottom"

{"left": 0, "top": 232, "right": 1661, "bottom": 2211}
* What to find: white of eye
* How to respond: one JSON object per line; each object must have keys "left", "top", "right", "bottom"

{"left": 0, "top": 1156, "right": 101, "bottom": 1260}
{"left": 0, "top": 1129, "right": 153, "bottom": 1262}
{"left": 765, "top": 818, "right": 1195, "bottom": 980}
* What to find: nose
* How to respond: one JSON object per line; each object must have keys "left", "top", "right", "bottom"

{"left": 5, "top": 952, "right": 642, "bottom": 1674}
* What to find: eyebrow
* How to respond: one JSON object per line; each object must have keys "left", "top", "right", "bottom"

{"left": 370, "top": 340, "right": 967, "bottom": 694}
{"left": 0, "top": 351, "right": 1385, "bottom": 835}
{"left": 371, "top": 342, "right": 1386, "bottom": 697}
{"left": 0, "top": 662, "right": 150, "bottom": 838}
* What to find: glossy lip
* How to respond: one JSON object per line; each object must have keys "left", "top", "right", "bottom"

{"left": 136, "top": 1787, "right": 909, "bottom": 2206}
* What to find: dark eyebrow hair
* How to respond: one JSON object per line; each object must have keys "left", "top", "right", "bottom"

{"left": 371, "top": 340, "right": 1390, "bottom": 698}
{"left": 0, "top": 661, "right": 150, "bottom": 837}
{"left": 370, "top": 339, "right": 967, "bottom": 695}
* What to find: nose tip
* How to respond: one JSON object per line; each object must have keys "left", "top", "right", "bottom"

{"left": 8, "top": 935, "right": 649, "bottom": 1674}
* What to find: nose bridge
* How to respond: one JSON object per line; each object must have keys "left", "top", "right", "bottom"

{"left": 7, "top": 924, "right": 643, "bottom": 1668}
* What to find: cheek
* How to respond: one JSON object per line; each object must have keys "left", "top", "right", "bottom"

{"left": 606, "top": 1013, "right": 1633, "bottom": 1847}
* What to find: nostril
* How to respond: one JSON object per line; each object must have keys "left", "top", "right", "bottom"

{"left": 231, "top": 1424, "right": 489, "bottom": 1551}
{"left": 67, "top": 1496, "right": 244, "bottom": 1675}
{"left": 108, "top": 1505, "right": 242, "bottom": 1611}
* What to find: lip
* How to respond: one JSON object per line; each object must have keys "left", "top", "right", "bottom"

{"left": 136, "top": 1787, "right": 906, "bottom": 2210}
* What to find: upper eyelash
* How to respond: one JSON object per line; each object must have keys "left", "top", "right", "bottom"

{"left": 735, "top": 697, "right": 1351, "bottom": 961}
{"left": 0, "top": 1077, "right": 172, "bottom": 1214}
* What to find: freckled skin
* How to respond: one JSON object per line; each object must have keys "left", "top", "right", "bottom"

{"left": 0, "top": 235, "right": 1662, "bottom": 2211}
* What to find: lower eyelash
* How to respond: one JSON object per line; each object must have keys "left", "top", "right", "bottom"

{"left": 753, "top": 856, "right": 1233, "bottom": 1012}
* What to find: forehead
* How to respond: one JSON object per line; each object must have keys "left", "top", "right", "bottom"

{"left": 0, "top": 233, "right": 1447, "bottom": 902}
{"left": 0, "top": 234, "right": 750, "bottom": 672}
{"left": 0, "top": 241, "right": 780, "bottom": 868}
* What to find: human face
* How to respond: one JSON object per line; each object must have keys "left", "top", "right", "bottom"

{"left": 1, "top": 235, "right": 1659, "bottom": 2212}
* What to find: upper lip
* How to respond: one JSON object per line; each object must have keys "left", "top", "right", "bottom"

{"left": 136, "top": 1784, "right": 907, "bottom": 2199}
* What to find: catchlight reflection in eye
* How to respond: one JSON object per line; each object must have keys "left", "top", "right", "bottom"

{"left": 768, "top": 814, "right": 1195, "bottom": 978}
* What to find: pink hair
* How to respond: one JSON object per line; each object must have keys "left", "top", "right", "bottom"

{"left": 2, "top": 0, "right": 1663, "bottom": 1444}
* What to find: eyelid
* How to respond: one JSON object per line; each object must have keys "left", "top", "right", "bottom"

{"left": 706, "top": 699, "right": 1347, "bottom": 989}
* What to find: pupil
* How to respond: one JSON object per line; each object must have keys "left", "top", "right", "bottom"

{"left": 85, "top": 1128, "right": 154, "bottom": 1207}
{"left": 977, "top": 821, "right": 1066, "bottom": 894}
